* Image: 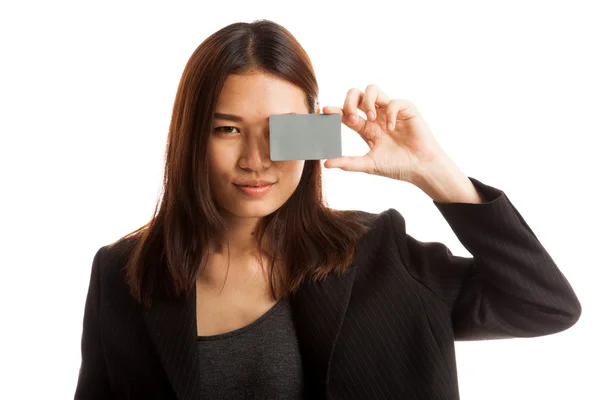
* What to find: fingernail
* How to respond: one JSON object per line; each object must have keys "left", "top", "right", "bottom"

{"left": 368, "top": 111, "right": 376, "bottom": 120}
{"left": 388, "top": 122, "right": 394, "bottom": 130}
{"left": 349, "top": 114, "right": 358, "bottom": 124}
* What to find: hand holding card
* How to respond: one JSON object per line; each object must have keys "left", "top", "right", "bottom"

{"left": 321, "top": 84, "right": 447, "bottom": 184}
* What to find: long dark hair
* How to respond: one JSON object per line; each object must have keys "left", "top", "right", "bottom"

{"left": 108, "top": 19, "right": 372, "bottom": 308}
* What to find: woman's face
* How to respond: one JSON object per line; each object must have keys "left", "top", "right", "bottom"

{"left": 207, "top": 72, "right": 311, "bottom": 221}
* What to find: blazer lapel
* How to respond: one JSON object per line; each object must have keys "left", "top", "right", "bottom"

{"left": 289, "top": 264, "right": 359, "bottom": 397}
{"left": 142, "top": 263, "right": 358, "bottom": 400}
{"left": 142, "top": 288, "right": 202, "bottom": 400}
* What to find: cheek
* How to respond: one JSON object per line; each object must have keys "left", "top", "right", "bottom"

{"left": 208, "top": 143, "right": 236, "bottom": 178}
{"left": 279, "top": 161, "right": 305, "bottom": 186}
{"left": 293, "top": 161, "right": 305, "bottom": 182}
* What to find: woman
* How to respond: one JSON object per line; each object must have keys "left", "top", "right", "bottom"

{"left": 74, "top": 19, "right": 582, "bottom": 400}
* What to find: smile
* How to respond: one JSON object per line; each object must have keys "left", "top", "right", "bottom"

{"left": 234, "top": 183, "right": 274, "bottom": 198}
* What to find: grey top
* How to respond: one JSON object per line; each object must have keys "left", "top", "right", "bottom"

{"left": 196, "top": 296, "right": 305, "bottom": 399}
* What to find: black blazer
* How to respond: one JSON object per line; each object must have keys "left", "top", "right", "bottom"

{"left": 74, "top": 177, "right": 581, "bottom": 400}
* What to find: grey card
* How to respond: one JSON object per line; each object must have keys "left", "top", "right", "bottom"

{"left": 269, "top": 113, "right": 342, "bottom": 161}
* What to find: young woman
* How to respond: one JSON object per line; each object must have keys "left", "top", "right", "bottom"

{"left": 74, "top": 19, "right": 581, "bottom": 400}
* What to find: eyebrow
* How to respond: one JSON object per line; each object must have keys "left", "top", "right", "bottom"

{"left": 213, "top": 112, "right": 297, "bottom": 122}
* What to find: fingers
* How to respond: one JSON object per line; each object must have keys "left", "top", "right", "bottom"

{"left": 360, "top": 84, "right": 391, "bottom": 121}
{"left": 321, "top": 105, "right": 344, "bottom": 116}
{"left": 383, "top": 99, "right": 415, "bottom": 131}
{"left": 343, "top": 88, "right": 367, "bottom": 127}
{"left": 324, "top": 102, "right": 368, "bottom": 132}
{"left": 322, "top": 84, "right": 404, "bottom": 140}
{"left": 387, "top": 98, "right": 419, "bottom": 121}
{"left": 342, "top": 84, "right": 391, "bottom": 123}
{"left": 325, "top": 155, "right": 375, "bottom": 173}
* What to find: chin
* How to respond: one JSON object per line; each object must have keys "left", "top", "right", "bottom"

{"left": 223, "top": 202, "right": 281, "bottom": 219}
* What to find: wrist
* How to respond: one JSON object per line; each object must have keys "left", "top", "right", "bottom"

{"left": 412, "top": 154, "right": 483, "bottom": 204}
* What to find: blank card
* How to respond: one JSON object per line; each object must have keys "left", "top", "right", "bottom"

{"left": 269, "top": 113, "right": 342, "bottom": 161}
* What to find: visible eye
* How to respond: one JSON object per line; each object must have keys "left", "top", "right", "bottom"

{"left": 213, "top": 126, "right": 240, "bottom": 135}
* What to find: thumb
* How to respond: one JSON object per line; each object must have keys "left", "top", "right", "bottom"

{"left": 324, "top": 156, "right": 371, "bottom": 173}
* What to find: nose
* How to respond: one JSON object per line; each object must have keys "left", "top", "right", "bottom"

{"left": 238, "top": 133, "right": 272, "bottom": 171}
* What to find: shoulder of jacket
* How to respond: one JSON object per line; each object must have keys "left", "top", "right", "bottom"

{"left": 356, "top": 207, "right": 406, "bottom": 228}
{"left": 94, "top": 235, "right": 139, "bottom": 280}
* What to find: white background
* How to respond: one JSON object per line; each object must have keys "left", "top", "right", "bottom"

{"left": 1, "top": 0, "right": 598, "bottom": 399}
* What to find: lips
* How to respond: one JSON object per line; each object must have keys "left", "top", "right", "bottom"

{"left": 234, "top": 182, "right": 274, "bottom": 198}
{"left": 234, "top": 180, "right": 275, "bottom": 187}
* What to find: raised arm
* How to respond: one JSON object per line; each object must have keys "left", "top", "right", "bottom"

{"left": 391, "top": 177, "right": 581, "bottom": 340}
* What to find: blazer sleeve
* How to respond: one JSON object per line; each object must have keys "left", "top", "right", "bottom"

{"left": 74, "top": 246, "right": 113, "bottom": 399}
{"left": 390, "top": 176, "right": 582, "bottom": 340}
